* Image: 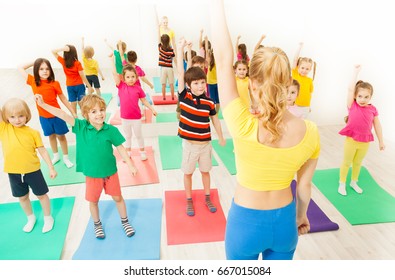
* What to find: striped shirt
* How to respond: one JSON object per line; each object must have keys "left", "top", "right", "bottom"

{"left": 178, "top": 88, "right": 217, "bottom": 141}
{"left": 158, "top": 43, "right": 175, "bottom": 68}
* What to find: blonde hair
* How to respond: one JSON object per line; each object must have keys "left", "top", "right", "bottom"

{"left": 80, "top": 94, "right": 106, "bottom": 121}
{"left": 1, "top": 98, "right": 32, "bottom": 124}
{"left": 297, "top": 57, "right": 316, "bottom": 80}
{"left": 249, "top": 47, "right": 291, "bottom": 143}
{"left": 83, "top": 46, "right": 95, "bottom": 59}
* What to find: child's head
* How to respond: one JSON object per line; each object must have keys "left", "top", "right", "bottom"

{"left": 33, "top": 58, "right": 55, "bottom": 85}
{"left": 184, "top": 66, "right": 207, "bottom": 96}
{"left": 161, "top": 34, "right": 171, "bottom": 50}
{"left": 80, "top": 94, "right": 107, "bottom": 122}
{"left": 117, "top": 41, "right": 127, "bottom": 53}
{"left": 122, "top": 64, "right": 138, "bottom": 86}
{"left": 287, "top": 79, "right": 300, "bottom": 106}
{"left": 127, "top": 51, "right": 138, "bottom": 64}
{"left": 234, "top": 60, "right": 249, "bottom": 79}
{"left": 191, "top": 56, "right": 206, "bottom": 71}
{"left": 64, "top": 44, "right": 78, "bottom": 68}
{"left": 1, "top": 98, "right": 32, "bottom": 126}
{"left": 354, "top": 80, "right": 373, "bottom": 106}
{"left": 161, "top": 16, "right": 169, "bottom": 27}
{"left": 296, "top": 57, "right": 316, "bottom": 79}
{"left": 83, "top": 46, "right": 95, "bottom": 59}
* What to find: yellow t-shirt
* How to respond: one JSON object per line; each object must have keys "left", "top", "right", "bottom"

{"left": 207, "top": 64, "right": 217, "bottom": 84}
{"left": 0, "top": 122, "right": 43, "bottom": 174}
{"left": 82, "top": 55, "right": 99, "bottom": 76}
{"left": 160, "top": 27, "right": 175, "bottom": 43}
{"left": 292, "top": 68, "right": 314, "bottom": 107}
{"left": 236, "top": 76, "right": 249, "bottom": 108}
{"left": 223, "top": 98, "right": 320, "bottom": 191}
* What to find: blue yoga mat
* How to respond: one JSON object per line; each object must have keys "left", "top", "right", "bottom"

{"left": 72, "top": 198, "right": 162, "bottom": 260}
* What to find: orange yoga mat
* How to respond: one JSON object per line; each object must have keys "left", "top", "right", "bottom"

{"left": 114, "top": 146, "right": 159, "bottom": 187}
{"left": 109, "top": 108, "right": 152, "bottom": 125}
{"left": 152, "top": 94, "right": 178, "bottom": 105}
{"left": 164, "top": 189, "right": 226, "bottom": 245}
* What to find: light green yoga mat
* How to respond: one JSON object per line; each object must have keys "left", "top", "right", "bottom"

{"left": 158, "top": 135, "right": 218, "bottom": 170}
{"left": 156, "top": 112, "right": 178, "bottom": 123}
{"left": 212, "top": 138, "right": 236, "bottom": 175}
{"left": 312, "top": 167, "right": 395, "bottom": 225}
{"left": 101, "top": 93, "right": 113, "bottom": 105}
{"left": 0, "top": 196, "right": 75, "bottom": 260}
{"left": 41, "top": 145, "right": 86, "bottom": 186}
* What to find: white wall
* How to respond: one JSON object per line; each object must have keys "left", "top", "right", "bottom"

{"left": 1, "top": 0, "right": 394, "bottom": 141}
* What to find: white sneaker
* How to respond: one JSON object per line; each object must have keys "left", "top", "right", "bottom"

{"left": 338, "top": 183, "right": 347, "bottom": 196}
{"left": 350, "top": 181, "right": 363, "bottom": 194}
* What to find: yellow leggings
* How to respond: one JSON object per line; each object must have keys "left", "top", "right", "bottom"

{"left": 339, "top": 137, "right": 370, "bottom": 183}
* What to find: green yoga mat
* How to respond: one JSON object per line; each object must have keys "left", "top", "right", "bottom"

{"left": 212, "top": 138, "right": 236, "bottom": 175}
{"left": 101, "top": 93, "right": 113, "bottom": 105}
{"left": 0, "top": 196, "right": 75, "bottom": 260}
{"left": 158, "top": 135, "right": 218, "bottom": 170}
{"left": 41, "top": 145, "right": 86, "bottom": 186}
{"left": 312, "top": 167, "right": 395, "bottom": 225}
{"left": 156, "top": 112, "right": 178, "bottom": 123}
{"left": 153, "top": 76, "right": 178, "bottom": 93}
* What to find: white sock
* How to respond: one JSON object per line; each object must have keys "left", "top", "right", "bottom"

{"left": 42, "top": 215, "right": 54, "bottom": 233}
{"left": 338, "top": 182, "right": 347, "bottom": 196}
{"left": 52, "top": 153, "right": 60, "bottom": 165}
{"left": 350, "top": 180, "right": 363, "bottom": 194}
{"left": 140, "top": 151, "right": 147, "bottom": 161}
{"left": 63, "top": 155, "right": 74, "bottom": 168}
{"left": 23, "top": 214, "right": 36, "bottom": 233}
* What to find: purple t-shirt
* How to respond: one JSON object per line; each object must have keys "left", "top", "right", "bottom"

{"left": 117, "top": 80, "right": 146, "bottom": 119}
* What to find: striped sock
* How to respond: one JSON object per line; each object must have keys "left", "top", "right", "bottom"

{"left": 205, "top": 195, "right": 217, "bottom": 213}
{"left": 121, "top": 217, "right": 135, "bottom": 237}
{"left": 94, "top": 220, "right": 105, "bottom": 239}
{"left": 186, "top": 198, "right": 195, "bottom": 216}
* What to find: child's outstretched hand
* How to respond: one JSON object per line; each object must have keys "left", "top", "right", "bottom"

{"left": 379, "top": 142, "right": 385, "bottom": 151}
{"left": 129, "top": 165, "right": 138, "bottom": 176}
{"left": 35, "top": 94, "right": 44, "bottom": 106}
{"left": 151, "top": 108, "right": 158, "bottom": 116}
{"left": 49, "top": 167, "right": 57, "bottom": 179}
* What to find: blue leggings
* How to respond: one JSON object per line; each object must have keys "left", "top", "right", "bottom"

{"left": 225, "top": 199, "right": 298, "bottom": 260}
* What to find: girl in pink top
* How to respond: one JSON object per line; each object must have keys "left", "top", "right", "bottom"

{"left": 338, "top": 65, "right": 385, "bottom": 196}
{"left": 110, "top": 58, "right": 157, "bottom": 160}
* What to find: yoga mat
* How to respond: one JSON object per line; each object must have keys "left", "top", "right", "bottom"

{"left": 152, "top": 94, "right": 178, "bottom": 105}
{"left": 0, "top": 196, "right": 75, "bottom": 260}
{"left": 165, "top": 189, "right": 226, "bottom": 245}
{"left": 156, "top": 112, "right": 178, "bottom": 123}
{"left": 290, "top": 180, "right": 339, "bottom": 233}
{"left": 312, "top": 166, "right": 395, "bottom": 225}
{"left": 158, "top": 135, "right": 218, "bottom": 170}
{"left": 153, "top": 76, "right": 178, "bottom": 93}
{"left": 101, "top": 93, "right": 113, "bottom": 105}
{"left": 114, "top": 146, "right": 160, "bottom": 187}
{"left": 109, "top": 108, "right": 152, "bottom": 125}
{"left": 72, "top": 198, "right": 162, "bottom": 260}
{"left": 211, "top": 138, "right": 236, "bottom": 175}
{"left": 41, "top": 145, "right": 86, "bottom": 186}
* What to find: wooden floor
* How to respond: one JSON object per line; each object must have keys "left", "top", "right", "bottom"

{"left": 0, "top": 68, "right": 394, "bottom": 260}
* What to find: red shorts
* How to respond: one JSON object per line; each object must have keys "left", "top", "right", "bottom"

{"left": 85, "top": 172, "right": 121, "bottom": 202}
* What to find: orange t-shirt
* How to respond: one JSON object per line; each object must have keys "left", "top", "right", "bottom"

{"left": 27, "top": 74, "right": 62, "bottom": 118}
{"left": 57, "top": 56, "right": 84, "bottom": 86}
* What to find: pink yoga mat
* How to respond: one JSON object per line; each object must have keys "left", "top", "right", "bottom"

{"left": 152, "top": 95, "right": 178, "bottom": 105}
{"left": 109, "top": 108, "right": 152, "bottom": 125}
{"left": 165, "top": 188, "right": 226, "bottom": 245}
{"left": 114, "top": 146, "right": 159, "bottom": 187}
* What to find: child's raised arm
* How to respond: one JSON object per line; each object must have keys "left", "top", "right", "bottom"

{"left": 51, "top": 45, "right": 70, "bottom": 59}
{"left": 235, "top": 35, "right": 241, "bottom": 58}
{"left": 35, "top": 94, "right": 75, "bottom": 126}
{"left": 176, "top": 38, "right": 187, "bottom": 93}
{"left": 110, "top": 55, "right": 121, "bottom": 86}
{"left": 347, "top": 65, "right": 361, "bottom": 108}
{"left": 254, "top": 34, "right": 266, "bottom": 53}
{"left": 17, "top": 61, "right": 34, "bottom": 80}
{"left": 209, "top": 0, "right": 238, "bottom": 108}
{"left": 292, "top": 42, "right": 303, "bottom": 70}
{"left": 104, "top": 38, "right": 114, "bottom": 52}
{"left": 186, "top": 41, "right": 193, "bottom": 69}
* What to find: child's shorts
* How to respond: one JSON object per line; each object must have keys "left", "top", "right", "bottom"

{"left": 39, "top": 116, "right": 69, "bottom": 136}
{"left": 86, "top": 75, "right": 101, "bottom": 88}
{"left": 85, "top": 172, "right": 121, "bottom": 202}
{"left": 160, "top": 67, "right": 175, "bottom": 84}
{"left": 8, "top": 169, "right": 49, "bottom": 197}
{"left": 67, "top": 84, "right": 86, "bottom": 102}
{"left": 181, "top": 140, "right": 212, "bottom": 174}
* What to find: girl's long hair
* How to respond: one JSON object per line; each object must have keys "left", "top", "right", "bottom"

{"left": 64, "top": 44, "right": 78, "bottom": 68}
{"left": 33, "top": 58, "right": 55, "bottom": 86}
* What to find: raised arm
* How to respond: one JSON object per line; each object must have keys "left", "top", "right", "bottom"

{"left": 176, "top": 38, "right": 187, "bottom": 93}
{"left": 51, "top": 45, "right": 70, "bottom": 59}
{"left": 81, "top": 37, "right": 85, "bottom": 58}
{"left": 209, "top": 0, "right": 239, "bottom": 108}
{"left": 104, "top": 38, "right": 114, "bottom": 52}
{"left": 292, "top": 42, "right": 303, "bottom": 69}
{"left": 235, "top": 35, "right": 241, "bottom": 57}
{"left": 254, "top": 34, "right": 266, "bottom": 52}
{"left": 347, "top": 65, "right": 361, "bottom": 108}
{"left": 17, "top": 61, "right": 34, "bottom": 80}
{"left": 110, "top": 55, "right": 121, "bottom": 86}
{"left": 186, "top": 41, "right": 193, "bottom": 69}
{"left": 118, "top": 40, "right": 127, "bottom": 64}
{"left": 199, "top": 29, "right": 204, "bottom": 50}
{"left": 35, "top": 95, "right": 75, "bottom": 126}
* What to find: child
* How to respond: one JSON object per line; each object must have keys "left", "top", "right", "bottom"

{"left": 235, "top": 35, "right": 250, "bottom": 63}
{"left": 205, "top": 37, "right": 221, "bottom": 113}
{"left": 18, "top": 58, "right": 76, "bottom": 168}
{"left": 287, "top": 79, "right": 304, "bottom": 118}
{"left": 104, "top": 39, "right": 127, "bottom": 76}
{"left": 52, "top": 45, "right": 94, "bottom": 113}
{"left": 291, "top": 42, "right": 316, "bottom": 119}
{"left": 157, "top": 32, "right": 176, "bottom": 100}
{"left": 177, "top": 38, "right": 226, "bottom": 216}
{"left": 0, "top": 98, "right": 57, "bottom": 233}
{"left": 81, "top": 37, "right": 105, "bottom": 96}
{"left": 234, "top": 60, "right": 249, "bottom": 108}
{"left": 338, "top": 65, "right": 385, "bottom": 196}
{"left": 35, "top": 94, "right": 138, "bottom": 239}
{"left": 110, "top": 57, "right": 157, "bottom": 161}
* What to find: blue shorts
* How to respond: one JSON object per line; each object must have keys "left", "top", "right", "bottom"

{"left": 208, "top": 84, "right": 219, "bottom": 104}
{"left": 86, "top": 75, "right": 101, "bottom": 88}
{"left": 67, "top": 84, "right": 86, "bottom": 102}
{"left": 39, "top": 116, "right": 69, "bottom": 136}
{"left": 225, "top": 199, "right": 298, "bottom": 260}
{"left": 8, "top": 169, "right": 49, "bottom": 197}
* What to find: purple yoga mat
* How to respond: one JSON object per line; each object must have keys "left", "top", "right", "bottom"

{"left": 291, "top": 180, "right": 339, "bottom": 233}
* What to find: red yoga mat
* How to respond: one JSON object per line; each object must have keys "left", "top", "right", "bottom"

{"left": 164, "top": 188, "right": 226, "bottom": 245}
{"left": 114, "top": 146, "right": 159, "bottom": 187}
{"left": 109, "top": 108, "right": 152, "bottom": 125}
{"left": 152, "top": 94, "right": 178, "bottom": 105}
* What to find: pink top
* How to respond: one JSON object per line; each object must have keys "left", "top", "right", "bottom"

{"left": 117, "top": 80, "right": 146, "bottom": 119}
{"left": 121, "top": 62, "right": 146, "bottom": 87}
{"left": 237, "top": 52, "right": 250, "bottom": 62}
{"left": 339, "top": 101, "right": 378, "bottom": 142}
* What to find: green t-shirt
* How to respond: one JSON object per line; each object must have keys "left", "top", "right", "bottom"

{"left": 114, "top": 50, "right": 127, "bottom": 74}
{"left": 72, "top": 119, "right": 125, "bottom": 178}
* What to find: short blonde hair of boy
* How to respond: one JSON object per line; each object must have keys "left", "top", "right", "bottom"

{"left": 80, "top": 94, "right": 107, "bottom": 121}
{"left": 1, "top": 98, "right": 32, "bottom": 124}
{"left": 84, "top": 46, "right": 95, "bottom": 59}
